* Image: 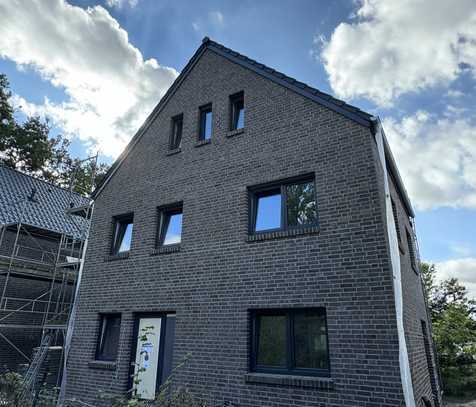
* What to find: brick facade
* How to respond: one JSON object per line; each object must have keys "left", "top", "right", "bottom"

{"left": 64, "top": 43, "right": 440, "bottom": 406}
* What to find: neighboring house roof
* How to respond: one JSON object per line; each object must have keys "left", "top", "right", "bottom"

{"left": 0, "top": 164, "right": 90, "bottom": 238}
{"left": 92, "top": 37, "right": 414, "bottom": 218}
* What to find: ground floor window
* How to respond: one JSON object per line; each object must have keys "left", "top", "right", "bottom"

{"left": 250, "top": 308, "right": 330, "bottom": 377}
{"left": 95, "top": 314, "right": 121, "bottom": 361}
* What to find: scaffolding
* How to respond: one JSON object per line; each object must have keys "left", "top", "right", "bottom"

{"left": 0, "top": 156, "right": 97, "bottom": 404}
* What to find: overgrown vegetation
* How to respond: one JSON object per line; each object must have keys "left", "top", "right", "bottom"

{"left": 421, "top": 263, "right": 476, "bottom": 397}
{"left": 96, "top": 326, "right": 206, "bottom": 407}
{"left": 0, "top": 73, "right": 109, "bottom": 195}
{"left": 0, "top": 326, "right": 206, "bottom": 406}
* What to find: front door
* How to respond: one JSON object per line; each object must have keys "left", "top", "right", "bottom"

{"left": 133, "top": 317, "right": 162, "bottom": 399}
{"left": 132, "top": 314, "right": 176, "bottom": 400}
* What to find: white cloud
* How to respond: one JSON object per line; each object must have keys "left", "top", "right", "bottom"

{"left": 383, "top": 110, "right": 476, "bottom": 209}
{"left": 319, "top": 0, "right": 476, "bottom": 106}
{"left": 435, "top": 258, "right": 476, "bottom": 300}
{"left": 105, "top": 0, "right": 139, "bottom": 9}
{"left": 450, "top": 243, "right": 474, "bottom": 258}
{"left": 209, "top": 11, "right": 224, "bottom": 27}
{"left": 192, "top": 10, "right": 224, "bottom": 33}
{"left": 0, "top": 0, "right": 178, "bottom": 157}
{"left": 446, "top": 89, "right": 465, "bottom": 98}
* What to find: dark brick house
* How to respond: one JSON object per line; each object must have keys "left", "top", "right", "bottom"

{"left": 64, "top": 38, "right": 441, "bottom": 407}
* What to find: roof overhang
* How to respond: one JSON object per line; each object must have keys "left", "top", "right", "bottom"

{"left": 371, "top": 117, "right": 415, "bottom": 218}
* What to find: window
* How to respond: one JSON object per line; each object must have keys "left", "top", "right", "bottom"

{"left": 421, "top": 320, "right": 439, "bottom": 404}
{"left": 251, "top": 308, "right": 330, "bottom": 377}
{"left": 158, "top": 204, "right": 183, "bottom": 246}
{"left": 111, "top": 213, "right": 133, "bottom": 255}
{"left": 406, "top": 228, "right": 417, "bottom": 270}
{"left": 230, "top": 92, "right": 244, "bottom": 130}
{"left": 170, "top": 114, "right": 183, "bottom": 150}
{"left": 391, "top": 198, "right": 402, "bottom": 244}
{"left": 249, "top": 176, "right": 318, "bottom": 233}
{"left": 96, "top": 314, "right": 121, "bottom": 361}
{"left": 198, "top": 104, "right": 213, "bottom": 140}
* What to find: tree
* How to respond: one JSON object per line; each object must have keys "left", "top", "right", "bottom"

{"left": 421, "top": 262, "right": 476, "bottom": 397}
{"left": 0, "top": 73, "right": 109, "bottom": 194}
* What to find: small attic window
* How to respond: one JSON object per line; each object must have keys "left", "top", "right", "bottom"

{"left": 230, "top": 91, "right": 244, "bottom": 130}
{"left": 199, "top": 104, "right": 213, "bottom": 141}
{"left": 170, "top": 114, "right": 183, "bottom": 150}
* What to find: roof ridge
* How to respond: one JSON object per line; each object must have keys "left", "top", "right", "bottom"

{"left": 0, "top": 163, "right": 88, "bottom": 199}
{"left": 92, "top": 37, "right": 374, "bottom": 198}
{"left": 204, "top": 38, "right": 372, "bottom": 121}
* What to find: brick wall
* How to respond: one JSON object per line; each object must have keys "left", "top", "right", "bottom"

{"left": 388, "top": 175, "right": 442, "bottom": 407}
{"left": 65, "top": 48, "right": 421, "bottom": 406}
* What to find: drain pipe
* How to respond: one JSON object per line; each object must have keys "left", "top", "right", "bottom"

{"left": 372, "top": 117, "right": 416, "bottom": 407}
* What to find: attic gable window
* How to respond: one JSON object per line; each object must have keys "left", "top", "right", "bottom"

{"left": 198, "top": 104, "right": 213, "bottom": 141}
{"left": 170, "top": 114, "right": 183, "bottom": 150}
{"left": 230, "top": 91, "right": 244, "bottom": 130}
{"left": 111, "top": 213, "right": 133, "bottom": 255}
{"left": 158, "top": 203, "right": 183, "bottom": 246}
{"left": 249, "top": 175, "right": 318, "bottom": 234}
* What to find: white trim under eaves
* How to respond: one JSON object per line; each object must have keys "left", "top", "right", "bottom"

{"left": 373, "top": 117, "right": 416, "bottom": 407}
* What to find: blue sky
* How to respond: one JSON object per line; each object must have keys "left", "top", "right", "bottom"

{"left": 0, "top": 0, "right": 475, "bottom": 297}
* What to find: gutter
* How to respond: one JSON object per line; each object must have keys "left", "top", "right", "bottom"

{"left": 371, "top": 116, "right": 416, "bottom": 407}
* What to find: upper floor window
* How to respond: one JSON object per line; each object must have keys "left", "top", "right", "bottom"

{"left": 111, "top": 213, "right": 133, "bottom": 255}
{"left": 250, "top": 308, "right": 330, "bottom": 377}
{"left": 199, "top": 104, "right": 213, "bottom": 141}
{"left": 170, "top": 114, "right": 183, "bottom": 150}
{"left": 249, "top": 176, "right": 318, "bottom": 233}
{"left": 96, "top": 314, "right": 121, "bottom": 361}
{"left": 391, "top": 198, "right": 402, "bottom": 244}
{"left": 158, "top": 203, "right": 183, "bottom": 246}
{"left": 406, "top": 228, "right": 417, "bottom": 271}
{"left": 230, "top": 91, "right": 244, "bottom": 130}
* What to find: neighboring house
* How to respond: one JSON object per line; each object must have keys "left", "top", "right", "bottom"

{"left": 64, "top": 38, "right": 442, "bottom": 407}
{"left": 0, "top": 164, "right": 89, "bottom": 375}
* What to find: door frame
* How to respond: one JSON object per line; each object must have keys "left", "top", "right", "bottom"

{"left": 128, "top": 312, "right": 172, "bottom": 397}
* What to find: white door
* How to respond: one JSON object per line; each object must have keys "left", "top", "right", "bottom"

{"left": 133, "top": 317, "right": 161, "bottom": 400}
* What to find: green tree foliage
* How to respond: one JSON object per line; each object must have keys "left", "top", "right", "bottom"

{"left": 421, "top": 262, "right": 476, "bottom": 396}
{"left": 0, "top": 73, "right": 109, "bottom": 195}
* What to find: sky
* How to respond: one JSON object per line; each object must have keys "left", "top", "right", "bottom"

{"left": 0, "top": 0, "right": 475, "bottom": 298}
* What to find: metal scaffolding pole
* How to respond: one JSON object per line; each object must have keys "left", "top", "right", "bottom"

{"left": 0, "top": 154, "right": 98, "bottom": 404}
{"left": 0, "top": 199, "right": 27, "bottom": 307}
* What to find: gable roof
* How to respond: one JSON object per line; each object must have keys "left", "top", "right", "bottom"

{"left": 92, "top": 37, "right": 374, "bottom": 199}
{"left": 0, "top": 164, "right": 90, "bottom": 238}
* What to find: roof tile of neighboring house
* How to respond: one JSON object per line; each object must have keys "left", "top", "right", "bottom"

{"left": 0, "top": 165, "right": 90, "bottom": 237}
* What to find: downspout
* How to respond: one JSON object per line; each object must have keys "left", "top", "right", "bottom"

{"left": 372, "top": 117, "right": 416, "bottom": 407}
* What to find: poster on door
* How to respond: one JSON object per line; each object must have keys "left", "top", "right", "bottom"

{"left": 141, "top": 342, "right": 153, "bottom": 369}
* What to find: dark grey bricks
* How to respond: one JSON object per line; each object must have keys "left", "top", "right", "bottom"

{"left": 64, "top": 47, "right": 439, "bottom": 407}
